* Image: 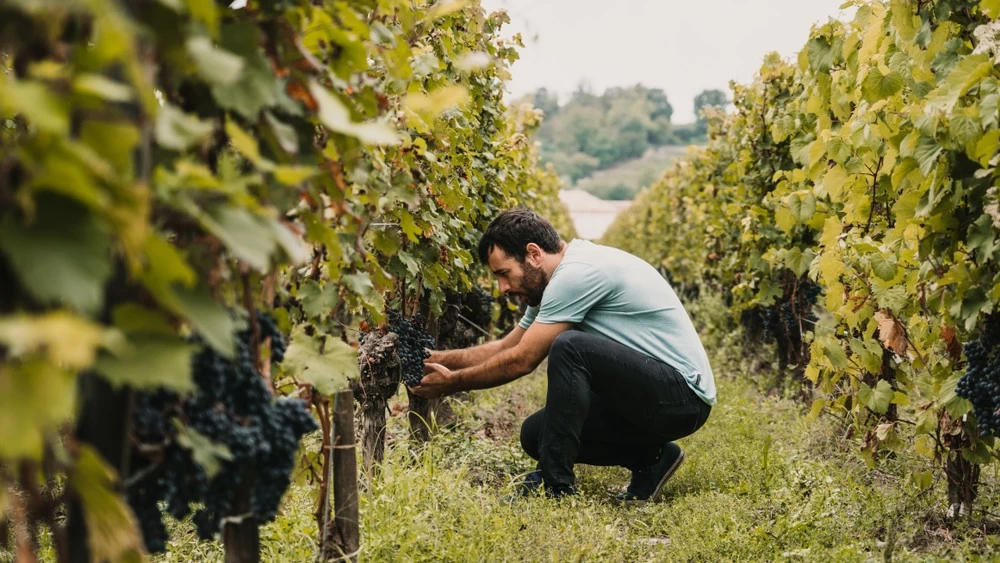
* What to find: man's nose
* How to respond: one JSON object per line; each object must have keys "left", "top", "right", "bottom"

{"left": 498, "top": 279, "right": 510, "bottom": 294}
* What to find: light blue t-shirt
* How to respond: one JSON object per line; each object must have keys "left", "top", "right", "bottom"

{"left": 519, "top": 239, "right": 716, "bottom": 406}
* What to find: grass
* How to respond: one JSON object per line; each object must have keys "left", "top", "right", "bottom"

{"left": 143, "top": 305, "right": 1000, "bottom": 562}
{"left": 8, "top": 293, "right": 984, "bottom": 561}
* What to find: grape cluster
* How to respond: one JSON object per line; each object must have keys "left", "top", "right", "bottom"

{"left": 462, "top": 286, "right": 495, "bottom": 328}
{"left": 127, "top": 312, "right": 318, "bottom": 553}
{"left": 956, "top": 319, "right": 1000, "bottom": 436}
{"left": 386, "top": 309, "right": 436, "bottom": 387}
{"left": 740, "top": 280, "right": 821, "bottom": 343}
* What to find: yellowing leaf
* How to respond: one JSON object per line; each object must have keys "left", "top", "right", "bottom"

{"left": 0, "top": 360, "right": 76, "bottom": 459}
{"left": 818, "top": 249, "right": 845, "bottom": 284}
{"left": 70, "top": 446, "right": 145, "bottom": 561}
{"left": 0, "top": 312, "right": 110, "bottom": 369}
{"left": 404, "top": 85, "right": 470, "bottom": 117}
{"left": 225, "top": 118, "right": 272, "bottom": 170}
{"left": 427, "top": 0, "right": 470, "bottom": 21}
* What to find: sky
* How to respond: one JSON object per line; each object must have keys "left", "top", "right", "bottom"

{"left": 478, "top": 0, "right": 853, "bottom": 123}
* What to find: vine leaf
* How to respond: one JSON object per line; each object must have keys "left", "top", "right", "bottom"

{"left": 94, "top": 336, "right": 196, "bottom": 391}
{"left": 859, "top": 380, "right": 895, "bottom": 414}
{"left": 0, "top": 360, "right": 76, "bottom": 459}
{"left": 0, "top": 195, "right": 112, "bottom": 315}
{"left": 309, "top": 79, "right": 400, "bottom": 145}
{"left": 70, "top": 446, "right": 145, "bottom": 561}
{"left": 284, "top": 328, "right": 357, "bottom": 395}
{"left": 173, "top": 420, "right": 233, "bottom": 479}
{"left": 0, "top": 312, "right": 109, "bottom": 369}
{"left": 186, "top": 36, "right": 245, "bottom": 86}
{"left": 155, "top": 104, "right": 215, "bottom": 151}
{"left": 873, "top": 310, "right": 907, "bottom": 355}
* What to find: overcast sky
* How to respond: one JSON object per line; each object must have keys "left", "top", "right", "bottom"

{"left": 479, "top": 0, "right": 853, "bottom": 123}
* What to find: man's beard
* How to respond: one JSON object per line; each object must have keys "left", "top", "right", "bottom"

{"left": 520, "top": 262, "right": 547, "bottom": 307}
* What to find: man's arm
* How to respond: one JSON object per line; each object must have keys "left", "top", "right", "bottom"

{"left": 427, "top": 325, "right": 526, "bottom": 370}
{"left": 412, "top": 322, "right": 572, "bottom": 398}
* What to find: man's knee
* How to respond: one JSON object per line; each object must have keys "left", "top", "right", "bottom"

{"left": 520, "top": 410, "right": 544, "bottom": 460}
{"left": 549, "top": 330, "right": 585, "bottom": 362}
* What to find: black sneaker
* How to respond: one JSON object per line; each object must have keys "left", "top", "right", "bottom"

{"left": 617, "top": 442, "right": 685, "bottom": 502}
{"left": 513, "top": 470, "right": 576, "bottom": 499}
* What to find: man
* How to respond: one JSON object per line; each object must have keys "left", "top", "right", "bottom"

{"left": 410, "top": 208, "right": 715, "bottom": 500}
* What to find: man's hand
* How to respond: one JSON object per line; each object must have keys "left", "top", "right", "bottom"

{"left": 424, "top": 350, "right": 445, "bottom": 374}
{"left": 410, "top": 362, "right": 459, "bottom": 399}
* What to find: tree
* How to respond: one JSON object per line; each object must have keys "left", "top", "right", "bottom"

{"left": 694, "top": 89, "right": 728, "bottom": 134}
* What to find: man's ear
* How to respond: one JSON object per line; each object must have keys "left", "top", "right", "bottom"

{"left": 524, "top": 242, "right": 543, "bottom": 265}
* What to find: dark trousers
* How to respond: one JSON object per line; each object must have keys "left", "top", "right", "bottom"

{"left": 520, "top": 330, "right": 712, "bottom": 489}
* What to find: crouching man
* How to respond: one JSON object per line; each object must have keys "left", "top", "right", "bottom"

{"left": 409, "top": 208, "right": 715, "bottom": 500}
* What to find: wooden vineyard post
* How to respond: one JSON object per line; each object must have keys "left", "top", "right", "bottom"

{"left": 223, "top": 470, "right": 259, "bottom": 563}
{"left": 322, "top": 390, "right": 360, "bottom": 562}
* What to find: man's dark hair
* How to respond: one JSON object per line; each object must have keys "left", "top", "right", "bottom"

{"left": 478, "top": 208, "right": 562, "bottom": 264}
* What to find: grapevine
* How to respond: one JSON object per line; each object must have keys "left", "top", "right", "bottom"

{"left": 127, "top": 314, "right": 317, "bottom": 553}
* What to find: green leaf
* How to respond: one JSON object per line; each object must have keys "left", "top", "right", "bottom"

{"left": 397, "top": 251, "right": 421, "bottom": 276}
{"left": 925, "top": 54, "right": 992, "bottom": 114}
{"left": 823, "top": 340, "right": 850, "bottom": 369}
{"left": 173, "top": 420, "right": 232, "bottom": 478}
{"left": 861, "top": 380, "right": 895, "bottom": 414}
{"left": 94, "top": 336, "right": 196, "bottom": 391}
{"left": 0, "top": 360, "right": 76, "bottom": 459}
{"left": 399, "top": 210, "right": 422, "bottom": 242}
{"left": 788, "top": 193, "right": 817, "bottom": 223}
{"left": 0, "top": 195, "right": 112, "bottom": 315}
{"left": 112, "top": 304, "right": 176, "bottom": 337}
{"left": 960, "top": 287, "right": 991, "bottom": 331}
{"left": 871, "top": 255, "right": 898, "bottom": 281}
{"left": 283, "top": 328, "right": 357, "bottom": 395}
{"left": 171, "top": 285, "right": 237, "bottom": 358}
{"left": 913, "top": 135, "right": 943, "bottom": 176}
{"left": 187, "top": 36, "right": 244, "bottom": 86}
{"left": 184, "top": 0, "right": 220, "bottom": 35}
{"left": 266, "top": 112, "right": 300, "bottom": 154}
{"left": 0, "top": 76, "right": 68, "bottom": 134}
{"left": 199, "top": 205, "right": 278, "bottom": 272}
{"left": 269, "top": 217, "right": 310, "bottom": 265}
{"left": 967, "top": 214, "right": 997, "bottom": 262}
{"left": 211, "top": 23, "right": 280, "bottom": 118}
{"left": 309, "top": 79, "right": 401, "bottom": 145}
{"left": 155, "top": 104, "right": 215, "bottom": 151}
{"left": 80, "top": 121, "right": 140, "bottom": 175}
{"left": 873, "top": 285, "right": 909, "bottom": 313}
{"left": 297, "top": 280, "right": 337, "bottom": 318}
{"left": 861, "top": 69, "right": 903, "bottom": 102}
{"left": 807, "top": 36, "right": 836, "bottom": 73}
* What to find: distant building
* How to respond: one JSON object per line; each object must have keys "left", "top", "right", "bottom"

{"left": 559, "top": 190, "right": 633, "bottom": 241}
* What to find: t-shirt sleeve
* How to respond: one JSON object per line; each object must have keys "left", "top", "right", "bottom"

{"left": 517, "top": 306, "right": 538, "bottom": 330}
{"left": 534, "top": 263, "right": 612, "bottom": 324}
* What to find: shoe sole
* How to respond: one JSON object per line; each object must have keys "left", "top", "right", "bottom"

{"left": 647, "top": 449, "right": 685, "bottom": 503}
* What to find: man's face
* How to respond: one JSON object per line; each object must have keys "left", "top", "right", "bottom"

{"left": 487, "top": 246, "right": 547, "bottom": 307}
